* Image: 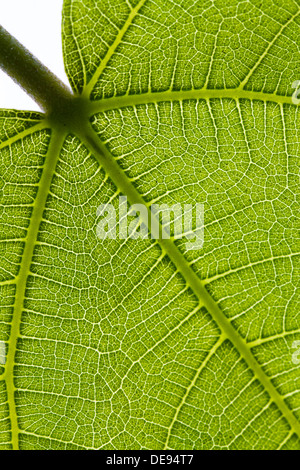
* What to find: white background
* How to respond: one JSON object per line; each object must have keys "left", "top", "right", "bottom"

{"left": 0, "top": 0, "right": 69, "bottom": 111}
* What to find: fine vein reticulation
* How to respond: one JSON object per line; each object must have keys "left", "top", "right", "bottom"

{"left": 0, "top": 0, "right": 299, "bottom": 450}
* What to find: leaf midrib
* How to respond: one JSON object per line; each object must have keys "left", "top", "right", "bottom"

{"left": 81, "top": 0, "right": 147, "bottom": 98}
{"left": 1, "top": 127, "right": 66, "bottom": 449}
{"left": 88, "top": 87, "right": 296, "bottom": 114}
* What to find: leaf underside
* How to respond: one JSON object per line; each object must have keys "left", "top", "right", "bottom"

{"left": 0, "top": 0, "right": 300, "bottom": 450}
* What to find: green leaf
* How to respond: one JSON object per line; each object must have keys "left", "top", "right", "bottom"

{"left": 0, "top": 0, "right": 299, "bottom": 450}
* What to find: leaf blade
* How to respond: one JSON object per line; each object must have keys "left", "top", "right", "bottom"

{"left": 0, "top": 0, "right": 299, "bottom": 449}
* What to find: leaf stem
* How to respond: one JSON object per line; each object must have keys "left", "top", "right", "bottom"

{"left": 0, "top": 25, "right": 74, "bottom": 113}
